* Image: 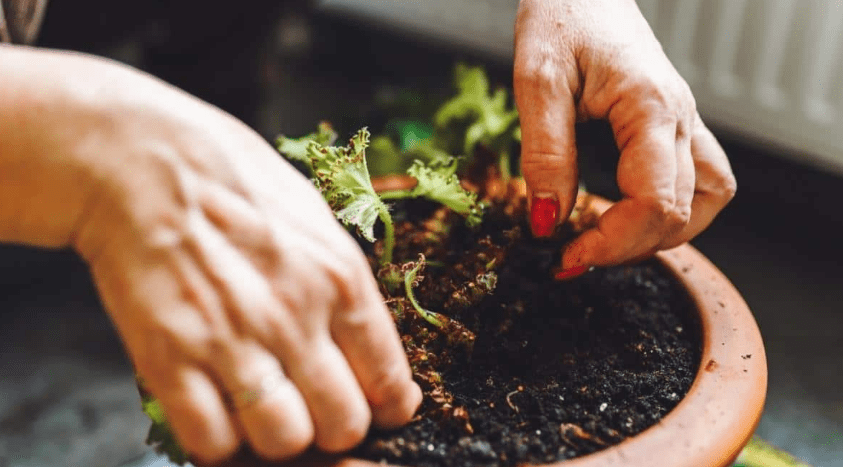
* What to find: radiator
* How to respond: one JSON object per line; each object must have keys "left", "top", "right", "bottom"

{"left": 318, "top": 0, "right": 843, "bottom": 175}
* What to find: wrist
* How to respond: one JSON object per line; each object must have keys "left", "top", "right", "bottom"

{"left": 0, "top": 46, "right": 152, "bottom": 249}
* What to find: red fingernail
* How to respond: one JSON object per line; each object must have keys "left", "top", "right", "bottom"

{"left": 531, "top": 195, "right": 559, "bottom": 237}
{"left": 554, "top": 265, "right": 589, "bottom": 281}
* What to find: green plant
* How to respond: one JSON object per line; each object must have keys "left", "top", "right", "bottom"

{"left": 140, "top": 387, "right": 188, "bottom": 464}
{"left": 277, "top": 127, "right": 483, "bottom": 265}
{"left": 142, "top": 64, "right": 518, "bottom": 464}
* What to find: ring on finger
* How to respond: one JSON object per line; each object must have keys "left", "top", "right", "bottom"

{"left": 230, "top": 367, "right": 289, "bottom": 410}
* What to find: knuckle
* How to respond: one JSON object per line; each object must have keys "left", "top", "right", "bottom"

{"left": 514, "top": 54, "right": 560, "bottom": 92}
{"left": 176, "top": 419, "right": 239, "bottom": 464}
{"left": 325, "top": 256, "right": 374, "bottom": 312}
{"left": 366, "top": 363, "right": 414, "bottom": 410}
{"left": 675, "top": 84, "right": 697, "bottom": 139}
{"left": 638, "top": 196, "right": 689, "bottom": 228}
{"left": 715, "top": 172, "right": 738, "bottom": 205}
{"left": 317, "top": 411, "right": 370, "bottom": 453}
{"left": 629, "top": 75, "right": 697, "bottom": 134}
{"left": 333, "top": 304, "right": 379, "bottom": 339}
{"left": 252, "top": 222, "right": 285, "bottom": 272}
{"left": 520, "top": 152, "right": 574, "bottom": 188}
{"left": 666, "top": 203, "right": 691, "bottom": 228}
{"left": 251, "top": 427, "right": 313, "bottom": 461}
{"left": 191, "top": 440, "right": 240, "bottom": 465}
{"left": 140, "top": 208, "right": 197, "bottom": 256}
{"left": 638, "top": 101, "right": 678, "bottom": 133}
{"left": 673, "top": 204, "right": 693, "bottom": 228}
{"left": 631, "top": 76, "right": 674, "bottom": 110}
{"left": 520, "top": 152, "right": 569, "bottom": 172}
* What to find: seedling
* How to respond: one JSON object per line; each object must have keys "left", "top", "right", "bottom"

{"left": 143, "top": 64, "right": 515, "bottom": 463}
{"left": 278, "top": 128, "right": 484, "bottom": 264}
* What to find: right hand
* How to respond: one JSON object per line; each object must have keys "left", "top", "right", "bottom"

{"left": 513, "top": 0, "right": 736, "bottom": 271}
{"left": 1, "top": 48, "right": 421, "bottom": 464}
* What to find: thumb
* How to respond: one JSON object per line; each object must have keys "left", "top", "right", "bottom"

{"left": 513, "top": 61, "right": 579, "bottom": 238}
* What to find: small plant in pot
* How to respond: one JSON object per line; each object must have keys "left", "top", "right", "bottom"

{"left": 139, "top": 66, "right": 768, "bottom": 467}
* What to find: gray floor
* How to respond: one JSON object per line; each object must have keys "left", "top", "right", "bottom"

{"left": 2, "top": 11, "right": 842, "bottom": 467}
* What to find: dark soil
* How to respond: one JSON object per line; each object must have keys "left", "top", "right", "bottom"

{"left": 355, "top": 197, "right": 702, "bottom": 467}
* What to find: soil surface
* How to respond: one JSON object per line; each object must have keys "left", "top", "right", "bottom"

{"left": 354, "top": 197, "right": 702, "bottom": 467}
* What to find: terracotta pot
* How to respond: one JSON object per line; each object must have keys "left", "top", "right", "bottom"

{"left": 209, "top": 186, "right": 767, "bottom": 467}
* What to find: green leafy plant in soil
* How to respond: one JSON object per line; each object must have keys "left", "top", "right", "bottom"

{"left": 139, "top": 65, "right": 725, "bottom": 466}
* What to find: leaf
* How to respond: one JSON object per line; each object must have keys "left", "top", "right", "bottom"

{"left": 433, "top": 64, "right": 520, "bottom": 156}
{"left": 335, "top": 194, "right": 382, "bottom": 242}
{"left": 406, "top": 138, "right": 457, "bottom": 168}
{"left": 391, "top": 120, "right": 434, "bottom": 151}
{"left": 407, "top": 159, "right": 484, "bottom": 227}
{"left": 141, "top": 393, "right": 188, "bottom": 464}
{"left": 304, "top": 128, "right": 391, "bottom": 247}
{"left": 276, "top": 121, "right": 338, "bottom": 168}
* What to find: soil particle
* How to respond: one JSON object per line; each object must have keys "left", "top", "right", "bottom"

{"left": 357, "top": 199, "right": 702, "bottom": 467}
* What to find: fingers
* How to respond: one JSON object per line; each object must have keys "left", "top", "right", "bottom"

{"left": 658, "top": 116, "right": 736, "bottom": 249}
{"left": 290, "top": 338, "right": 373, "bottom": 452}
{"left": 561, "top": 111, "right": 735, "bottom": 269}
{"left": 331, "top": 285, "right": 422, "bottom": 429}
{"left": 514, "top": 7, "right": 580, "bottom": 237}
{"left": 139, "top": 362, "right": 241, "bottom": 465}
{"left": 90, "top": 243, "right": 242, "bottom": 464}
{"left": 511, "top": 0, "right": 734, "bottom": 269}
{"left": 199, "top": 180, "right": 421, "bottom": 432}
{"left": 561, "top": 106, "right": 693, "bottom": 268}
{"left": 208, "top": 340, "right": 314, "bottom": 461}
{"left": 187, "top": 210, "right": 376, "bottom": 454}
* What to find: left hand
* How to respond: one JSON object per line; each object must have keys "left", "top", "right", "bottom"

{"left": 513, "top": 0, "right": 736, "bottom": 272}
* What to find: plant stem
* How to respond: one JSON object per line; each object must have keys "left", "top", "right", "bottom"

{"left": 377, "top": 202, "right": 395, "bottom": 265}
{"left": 498, "top": 149, "right": 512, "bottom": 182}
{"left": 404, "top": 263, "right": 445, "bottom": 328}
{"left": 379, "top": 189, "right": 415, "bottom": 200}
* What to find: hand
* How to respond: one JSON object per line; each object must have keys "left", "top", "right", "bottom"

{"left": 513, "top": 0, "right": 736, "bottom": 271}
{"left": 1, "top": 49, "right": 421, "bottom": 464}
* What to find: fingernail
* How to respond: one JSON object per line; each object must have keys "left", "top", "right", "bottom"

{"left": 554, "top": 265, "right": 589, "bottom": 281}
{"left": 530, "top": 193, "right": 559, "bottom": 237}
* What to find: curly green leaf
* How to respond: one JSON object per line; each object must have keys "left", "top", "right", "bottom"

{"left": 276, "top": 121, "right": 338, "bottom": 169}
{"left": 407, "top": 159, "right": 483, "bottom": 227}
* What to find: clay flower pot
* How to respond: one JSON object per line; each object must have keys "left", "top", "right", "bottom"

{"left": 211, "top": 182, "right": 767, "bottom": 467}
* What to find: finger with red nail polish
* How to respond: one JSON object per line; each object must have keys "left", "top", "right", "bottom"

{"left": 530, "top": 194, "right": 559, "bottom": 237}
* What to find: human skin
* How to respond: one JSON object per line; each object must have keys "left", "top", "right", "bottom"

{"left": 0, "top": 0, "right": 736, "bottom": 463}
{"left": 0, "top": 44, "right": 421, "bottom": 464}
{"left": 515, "top": 0, "right": 737, "bottom": 270}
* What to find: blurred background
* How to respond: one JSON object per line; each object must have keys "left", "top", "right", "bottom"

{"left": 1, "top": 1, "right": 841, "bottom": 466}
